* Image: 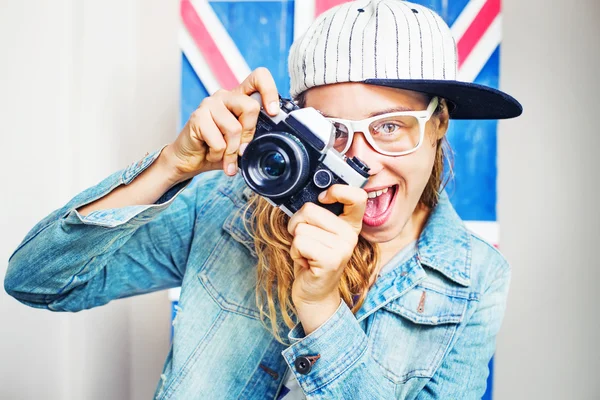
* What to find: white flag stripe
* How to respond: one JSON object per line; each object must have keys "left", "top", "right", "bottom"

{"left": 180, "top": 27, "right": 221, "bottom": 95}
{"left": 450, "top": 0, "right": 487, "bottom": 42}
{"left": 465, "top": 221, "right": 499, "bottom": 246}
{"left": 294, "top": 0, "right": 316, "bottom": 39}
{"left": 457, "top": 14, "right": 501, "bottom": 82}
{"left": 191, "top": 0, "right": 252, "bottom": 84}
{"left": 168, "top": 287, "right": 182, "bottom": 302}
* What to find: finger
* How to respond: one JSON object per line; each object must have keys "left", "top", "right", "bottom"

{"left": 293, "top": 222, "right": 339, "bottom": 250}
{"left": 232, "top": 67, "right": 279, "bottom": 116}
{"left": 317, "top": 185, "right": 368, "bottom": 231}
{"left": 287, "top": 202, "right": 356, "bottom": 244}
{"left": 220, "top": 92, "right": 261, "bottom": 156}
{"left": 290, "top": 244, "right": 309, "bottom": 271}
{"left": 291, "top": 235, "right": 334, "bottom": 272}
{"left": 190, "top": 106, "right": 227, "bottom": 164}
{"left": 208, "top": 102, "right": 243, "bottom": 175}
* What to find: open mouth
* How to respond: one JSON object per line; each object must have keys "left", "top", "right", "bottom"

{"left": 363, "top": 184, "right": 398, "bottom": 227}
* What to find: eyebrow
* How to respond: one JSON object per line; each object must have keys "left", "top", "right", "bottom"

{"left": 320, "top": 106, "right": 414, "bottom": 119}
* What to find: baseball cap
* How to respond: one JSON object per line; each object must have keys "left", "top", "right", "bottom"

{"left": 288, "top": 0, "right": 522, "bottom": 120}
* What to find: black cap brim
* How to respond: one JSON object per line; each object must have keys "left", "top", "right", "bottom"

{"left": 363, "top": 79, "right": 523, "bottom": 120}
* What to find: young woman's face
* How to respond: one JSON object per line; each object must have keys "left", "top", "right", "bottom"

{"left": 304, "top": 83, "right": 448, "bottom": 245}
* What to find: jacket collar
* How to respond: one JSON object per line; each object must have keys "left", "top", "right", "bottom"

{"left": 416, "top": 190, "right": 472, "bottom": 287}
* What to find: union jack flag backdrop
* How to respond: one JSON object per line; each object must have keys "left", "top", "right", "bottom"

{"left": 174, "top": 1, "right": 503, "bottom": 398}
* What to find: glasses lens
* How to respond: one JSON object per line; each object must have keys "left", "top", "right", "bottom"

{"left": 332, "top": 121, "right": 350, "bottom": 153}
{"left": 369, "top": 115, "right": 421, "bottom": 154}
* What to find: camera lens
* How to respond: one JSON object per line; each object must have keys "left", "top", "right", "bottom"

{"left": 261, "top": 151, "right": 286, "bottom": 178}
{"left": 239, "top": 132, "right": 311, "bottom": 199}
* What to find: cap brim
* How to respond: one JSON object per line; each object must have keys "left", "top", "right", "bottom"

{"left": 363, "top": 79, "right": 523, "bottom": 120}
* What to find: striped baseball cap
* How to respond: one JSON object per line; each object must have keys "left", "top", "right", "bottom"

{"left": 288, "top": 0, "right": 522, "bottom": 120}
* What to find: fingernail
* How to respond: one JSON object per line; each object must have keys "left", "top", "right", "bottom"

{"left": 227, "top": 163, "right": 236, "bottom": 175}
{"left": 318, "top": 191, "right": 326, "bottom": 201}
{"left": 268, "top": 101, "right": 279, "bottom": 115}
{"left": 239, "top": 143, "right": 248, "bottom": 156}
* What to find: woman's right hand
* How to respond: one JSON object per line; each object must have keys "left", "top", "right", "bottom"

{"left": 163, "top": 67, "right": 281, "bottom": 183}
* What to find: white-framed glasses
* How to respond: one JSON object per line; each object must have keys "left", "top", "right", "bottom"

{"left": 326, "top": 96, "right": 439, "bottom": 156}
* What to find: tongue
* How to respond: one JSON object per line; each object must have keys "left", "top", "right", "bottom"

{"left": 365, "top": 188, "right": 394, "bottom": 218}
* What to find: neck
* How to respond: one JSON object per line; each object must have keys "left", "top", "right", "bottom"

{"left": 377, "top": 203, "right": 431, "bottom": 268}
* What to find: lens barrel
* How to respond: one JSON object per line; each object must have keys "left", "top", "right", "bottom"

{"left": 239, "top": 132, "right": 311, "bottom": 198}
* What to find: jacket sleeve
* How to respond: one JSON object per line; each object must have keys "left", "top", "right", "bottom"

{"left": 4, "top": 148, "right": 217, "bottom": 312}
{"left": 281, "top": 300, "right": 397, "bottom": 398}
{"left": 281, "top": 264, "right": 511, "bottom": 399}
{"left": 415, "top": 265, "right": 511, "bottom": 400}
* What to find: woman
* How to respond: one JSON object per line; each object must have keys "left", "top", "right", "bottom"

{"left": 5, "top": 1, "right": 522, "bottom": 399}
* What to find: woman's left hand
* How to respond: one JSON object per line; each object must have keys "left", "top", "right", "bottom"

{"left": 287, "top": 184, "right": 368, "bottom": 334}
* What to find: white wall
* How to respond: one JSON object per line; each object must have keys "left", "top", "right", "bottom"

{"left": 0, "top": 1, "right": 180, "bottom": 399}
{"left": 496, "top": 0, "right": 600, "bottom": 398}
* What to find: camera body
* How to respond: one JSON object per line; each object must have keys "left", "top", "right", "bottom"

{"left": 238, "top": 93, "right": 370, "bottom": 216}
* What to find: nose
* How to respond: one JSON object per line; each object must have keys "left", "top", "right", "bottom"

{"left": 345, "top": 131, "right": 382, "bottom": 174}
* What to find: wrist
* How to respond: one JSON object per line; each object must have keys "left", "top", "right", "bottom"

{"left": 157, "top": 144, "right": 193, "bottom": 186}
{"left": 293, "top": 293, "right": 342, "bottom": 335}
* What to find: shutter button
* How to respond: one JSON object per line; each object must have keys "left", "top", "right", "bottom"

{"left": 294, "top": 354, "right": 321, "bottom": 375}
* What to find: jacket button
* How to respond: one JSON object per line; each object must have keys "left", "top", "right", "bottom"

{"left": 294, "top": 356, "right": 312, "bottom": 375}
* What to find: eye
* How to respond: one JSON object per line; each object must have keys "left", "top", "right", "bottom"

{"left": 374, "top": 122, "right": 402, "bottom": 135}
{"left": 331, "top": 121, "right": 350, "bottom": 151}
{"left": 332, "top": 122, "right": 349, "bottom": 140}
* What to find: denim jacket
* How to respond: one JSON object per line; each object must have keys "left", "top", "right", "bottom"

{"left": 5, "top": 149, "right": 511, "bottom": 399}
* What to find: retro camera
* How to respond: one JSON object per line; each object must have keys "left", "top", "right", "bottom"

{"left": 238, "top": 93, "right": 370, "bottom": 216}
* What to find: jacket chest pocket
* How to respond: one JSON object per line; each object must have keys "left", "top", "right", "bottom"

{"left": 370, "top": 286, "right": 468, "bottom": 384}
{"left": 197, "top": 224, "right": 260, "bottom": 320}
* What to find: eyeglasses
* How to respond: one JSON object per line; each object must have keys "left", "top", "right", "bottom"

{"left": 326, "top": 97, "right": 439, "bottom": 156}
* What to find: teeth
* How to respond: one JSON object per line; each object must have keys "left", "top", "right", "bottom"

{"left": 368, "top": 187, "right": 391, "bottom": 199}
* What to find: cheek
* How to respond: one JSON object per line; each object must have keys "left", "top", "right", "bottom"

{"left": 383, "top": 147, "right": 437, "bottom": 194}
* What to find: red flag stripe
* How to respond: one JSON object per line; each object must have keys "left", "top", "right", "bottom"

{"left": 456, "top": 0, "right": 500, "bottom": 67}
{"left": 180, "top": 0, "right": 239, "bottom": 90}
{"left": 315, "top": 0, "right": 352, "bottom": 16}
